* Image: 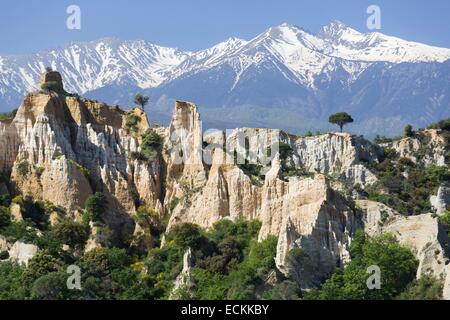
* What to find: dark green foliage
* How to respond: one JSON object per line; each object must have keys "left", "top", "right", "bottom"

{"left": 134, "top": 94, "right": 149, "bottom": 110}
{"left": 397, "top": 276, "right": 443, "bottom": 300}
{"left": 328, "top": 112, "right": 354, "bottom": 132}
{"left": 0, "top": 250, "right": 9, "bottom": 260}
{"left": 0, "top": 194, "right": 11, "bottom": 207}
{"left": 202, "top": 236, "right": 242, "bottom": 274}
{"left": 366, "top": 158, "right": 450, "bottom": 215}
{"left": 190, "top": 235, "right": 278, "bottom": 300}
{"left": 132, "top": 129, "right": 163, "bottom": 163}
{"left": 31, "top": 272, "right": 71, "bottom": 300}
{"left": 439, "top": 210, "right": 450, "bottom": 237}
{"left": 125, "top": 114, "right": 141, "bottom": 131}
{"left": 85, "top": 192, "right": 107, "bottom": 222}
{"left": 305, "top": 231, "right": 418, "bottom": 300}
{"left": 373, "top": 135, "right": 394, "bottom": 144}
{"left": 16, "top": 161, "right": 30, "bottom": 177}
{"left": 0, "top": 206, "right": 11, "bottom": 229}
{"left": 0, "top": 109, "right": 17, "bottom": 121}
{"left": 262, "top": 280, "right": 301, "bottom": 300}
{"left": 0, "top": 262, "right": 26, "bottom": 299}
{"left": 169, "top": 197, "right": 180, "bottom": 212}
{"left": 165, "top": 223, "right": 211, "bottom": 252}
{"left": 404, "top": 124, "right": 414, "bottom": 137}
{"left": 428, "top": 118, "right": 450, "bottom": 131}
{"left": 52, "top": 220, "right": 89, "bottom": 248}
{"left": 79, "top": 247, "right": 129, "bottom": 278}
{"left": 22, "top": 251, "right": 64, "bottom": 286}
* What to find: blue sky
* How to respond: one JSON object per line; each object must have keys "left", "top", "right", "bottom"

{"left": 1, "top": 0, "right": 449, "bottom": 54}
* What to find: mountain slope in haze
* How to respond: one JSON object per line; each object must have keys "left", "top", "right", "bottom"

{"left": 1, "top": 21, "right": 450, "bottom": 136}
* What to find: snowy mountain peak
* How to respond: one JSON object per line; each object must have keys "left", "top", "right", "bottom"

{"left": 1, "top": 21, "right": 450, "bottom": 112}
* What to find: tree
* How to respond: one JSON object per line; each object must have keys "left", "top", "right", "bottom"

{"left": 45, "top": 66, "right": 53, "bottom": 73}
{"left": 84, "top": 192, "right": 107, "bottom": 222}
{"left": 134, "top": 94, "right": 149, "bottom": 111}
{"left": 52, "top": 220, "right": 89, "bottom": 248}
{"left": 404, "top": 124, "right": 414, "bottom": 138}
{"left": 328, "top": 112, "right": 354, "bottom": 132}
{"left": 305, "top": 231, "right": 418, "bottom": 300}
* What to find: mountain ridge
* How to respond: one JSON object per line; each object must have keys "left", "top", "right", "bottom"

{"left": 1, "top": 21, "right": 450, "bottom": 136}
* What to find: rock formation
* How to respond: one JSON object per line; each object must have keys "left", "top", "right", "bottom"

{"left": 1, "top": 70, "right": 449, "bottom": 299}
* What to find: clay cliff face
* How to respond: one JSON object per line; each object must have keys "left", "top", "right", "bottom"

{"left": 1, "top": 71, "right": 449, "bottom": 298}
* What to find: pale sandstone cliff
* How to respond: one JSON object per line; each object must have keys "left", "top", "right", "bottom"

{"left": 1, "top": 71, "right": 449, "bottom": 298}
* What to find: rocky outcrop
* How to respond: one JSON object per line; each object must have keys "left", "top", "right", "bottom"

{"left": 0, "top": 236, "right": 39, "bottom": 266}
{"left": 386, "top": 130, "right": 447, "bottom": 166}
{"left": 431, "top": 185, "right": 450, "bottom": 215}
{"left": 171, "top": 247, "right": 195, "bottom": 299}
{"left": 0, "top": 72, "right": 166, "bottom": 244}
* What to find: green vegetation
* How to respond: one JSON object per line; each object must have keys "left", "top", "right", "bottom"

{"left": 125, "top": 114, "right": 141, "bottom": 132}
{"left": 439, "top": 210, "right": 450, "bottom": 237}
{"left": 364, "top": 144, "right": 450, "bottom": 215}
{"left": 134, "top": 94, "right": 149, "bottom": 111}
{"left": 131, "top": 129, "right": 163, "bottom": 163}
{"left": 84, "top": 192, "right": 107, "bottom": 222}
{"left": 397, "top": 276, "right": 443, "bottom": 300}
{"left": 0, "top": 109, "right": 17, "bottom": 121}
{"left": 0, "top": 218, "right": 278, "bottom": 300}
{"left": 52, "top": 220, "right": 89, "bottom": 248}
{"left": 68, "top": 159, "right": 90, "bottom": 179}
{"left": 428, "top": 118, "right": 450, "bottom": 131}
{"left": 16, "top": 161, "right": 30, "bottom": 177}
{"left": 328, "top": 112, "right": 354, "bottom": 132}
{"left": 305, "top": 231, "right": 418, "bottom": 300}
{"left": 404, "top": 124, "right": 414, "bottom": 138}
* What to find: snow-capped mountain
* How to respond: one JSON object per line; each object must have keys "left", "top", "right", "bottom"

{"left": 1, "top": 21, "right": 450, "bottom": 136}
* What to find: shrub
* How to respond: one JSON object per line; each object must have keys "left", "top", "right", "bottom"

{"left": 22, "top": 251, "right": 64, "bottom": 286}
{"left": 31, "top": 272, "right": 71, "bottom": 300}
{"left": 85, "top": 192, "right": 107, "bottom": 222}
{"left": 0, "top": 109, "right": 17, "bottom": 121}
{"left": 166, "top": 223, "right": 208, "bottom": 250}
{"left": 125, "top": 114, "right": 141, "bottom": 131}
{"left": 169, "top": 197, "right": 180, "bottom": 212}
{"left": 305, "top": 231, "right": 418, "bottom": 300}
{"left": 0, "top": 251, "right": 9, "bottom": 260}
{"left": 52, "top": 220, "right": 89, "bottom": 248}
{"left": 140, "top": 129, "right": 163, "bottom": 161}
{"left": 404, "top": 124, "right": 414, "bottom": 138}
{"left": 0, "top": 206, "right": 11, "bottom": 229}
{"left": 16, "top": 161, "right": 30, "bottom": 177}
{"left": 397, "top": 276, "right": 443, "bottom": 300}
{"left": 428, "top": 118, "right": 450, "bottom": 131}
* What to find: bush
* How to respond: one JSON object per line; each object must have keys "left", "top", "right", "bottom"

{"left": 85, "top": 192, "right": 107, "bottom": 222}
{"left": 428, "top": 118, "right": 450, "bottom": 131}
{"left": 16, "top": 161, "right": 30, "bottom": 177}
{"left": 397, "top": 276, "right": 443, "bottom": 300}
{"left": 0, "top": 251, "right": 9, "bottom": 260}
{"left": 305, "top": 231, "right": 418, "bottom": 300}
{"left": 31, "top": 272, "right": 71, "bottom": 300}
{"left": 166, "top": 223, "right": 209, "bottom": 251}
{"left": 0, "top": 206, "right": 11, "bottom": 229}
{"left": 0, "top": 109, "right": 17, "bottom": 121}
{"left": 140, "top": 129, "right": 163, "bottom": 162}
{"left": 22, "top": 251, "right": 64, "bottom": 286}
{"left": 52, "top": 220, "right": 89, "bottom": 248}
{"left": 125, "top": 114, "right": 141, "bottom": 131}
{"left": 404, "top": 124, "right": 414, "bottom": 138}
